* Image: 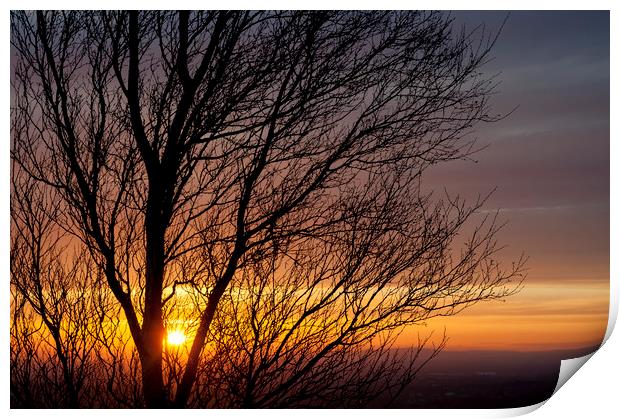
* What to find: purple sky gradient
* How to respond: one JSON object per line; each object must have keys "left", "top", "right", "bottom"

{"left": 425, "top": 11, "right": 609, "bottom": 283}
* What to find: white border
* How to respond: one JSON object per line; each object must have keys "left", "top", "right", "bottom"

{"left": 2, "top": 2, "right": 616, "bottom": 418}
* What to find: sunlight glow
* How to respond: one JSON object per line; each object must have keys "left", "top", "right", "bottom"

{"left": 167, "top": 330, "right": 186, "bottom": 346}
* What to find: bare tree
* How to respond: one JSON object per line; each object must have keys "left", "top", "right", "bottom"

{"left": 10, "top": 166, "right": 104, "bottom": 407}
{"left": 11, "top": 10, "right": 524, "bottom": 408}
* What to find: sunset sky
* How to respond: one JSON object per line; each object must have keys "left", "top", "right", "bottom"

{"left": 410, "top": 11, "right": 610, "bottom": 351}
{"left": 7, "top": 9, "right": 612, "bottom": 410}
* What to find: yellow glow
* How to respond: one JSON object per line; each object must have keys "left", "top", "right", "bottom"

{"left": 167, "top": 330, "right": 186, "bottom": 346}
{"left": 397, "top": 279, "right": 609, "bottom": 351}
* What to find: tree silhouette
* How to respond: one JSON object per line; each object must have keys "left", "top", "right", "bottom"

{"left": 10, "top": 10, "right": 524, "bottom": 408}
{"left": 10, "top": 166, "right": 109, "bottom": 407}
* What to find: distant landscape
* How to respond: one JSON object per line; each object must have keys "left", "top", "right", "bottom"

{"left": 387, "top": 347, "right": 598, "bottom": 408}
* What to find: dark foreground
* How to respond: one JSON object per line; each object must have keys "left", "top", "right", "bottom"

{"left": 386, "top": 346, "right": 598, "bottom": 408}
{"left": 11, "top": 346, "right": 597, "bottom": 408}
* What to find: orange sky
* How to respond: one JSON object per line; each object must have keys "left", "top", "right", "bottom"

{"left": 398, "top": 279, "right": 609, "bottom": 351}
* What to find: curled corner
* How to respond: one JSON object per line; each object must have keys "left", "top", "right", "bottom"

{"left": 553, "top": 352, "right": 595, "bottom": 395}
{"left": 550, "top": 278, "right": 617, "bottom": 398}
{"left": 499, "top": 282, "right": 616, "bottom": 418}
{"left": 495, "top": 351, "right": 599, "bottom": 418}
{"left": 552, "top": 266, "right": 619, "bottom": 388}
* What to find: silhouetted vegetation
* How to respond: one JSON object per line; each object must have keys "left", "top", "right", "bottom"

{"left": 10, "top": 11, "right": 524, "bottom": 408}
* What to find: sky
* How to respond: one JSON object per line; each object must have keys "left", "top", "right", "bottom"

{"left": 409, "top": 11, "right": 610, "bottom": 351}
{"left": 7, "top": 11, "right": 609, "bottom": 354}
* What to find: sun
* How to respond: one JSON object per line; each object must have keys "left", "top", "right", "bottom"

{"left": 167, "top": 330, "right": 186, "bottom": 346}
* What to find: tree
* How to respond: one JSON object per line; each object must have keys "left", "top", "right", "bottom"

{"left": 10, "top": 166, "right": 106, "bottom": 407}
{"left": 10, "top": 10, "right": 524, "bottom": 408}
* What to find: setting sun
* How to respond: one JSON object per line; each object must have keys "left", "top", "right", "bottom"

{"left": 167, "top": 330, "right": 186, "bottom": 346}
{"left": 8, "top": 9, "right": 610, "bottom": 410}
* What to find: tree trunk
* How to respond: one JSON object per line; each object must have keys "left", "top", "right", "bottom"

{"left": 139, "top": 273, "right": 166, "bottom": 408}
{"left": 139, "top": 268, "right": 167, "bottom": 408}
{"left": 140, "top": 183, "right": 168, "bottom": 408}
{"left": 140, "top": 346, "right": 166, "bottom": 408}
